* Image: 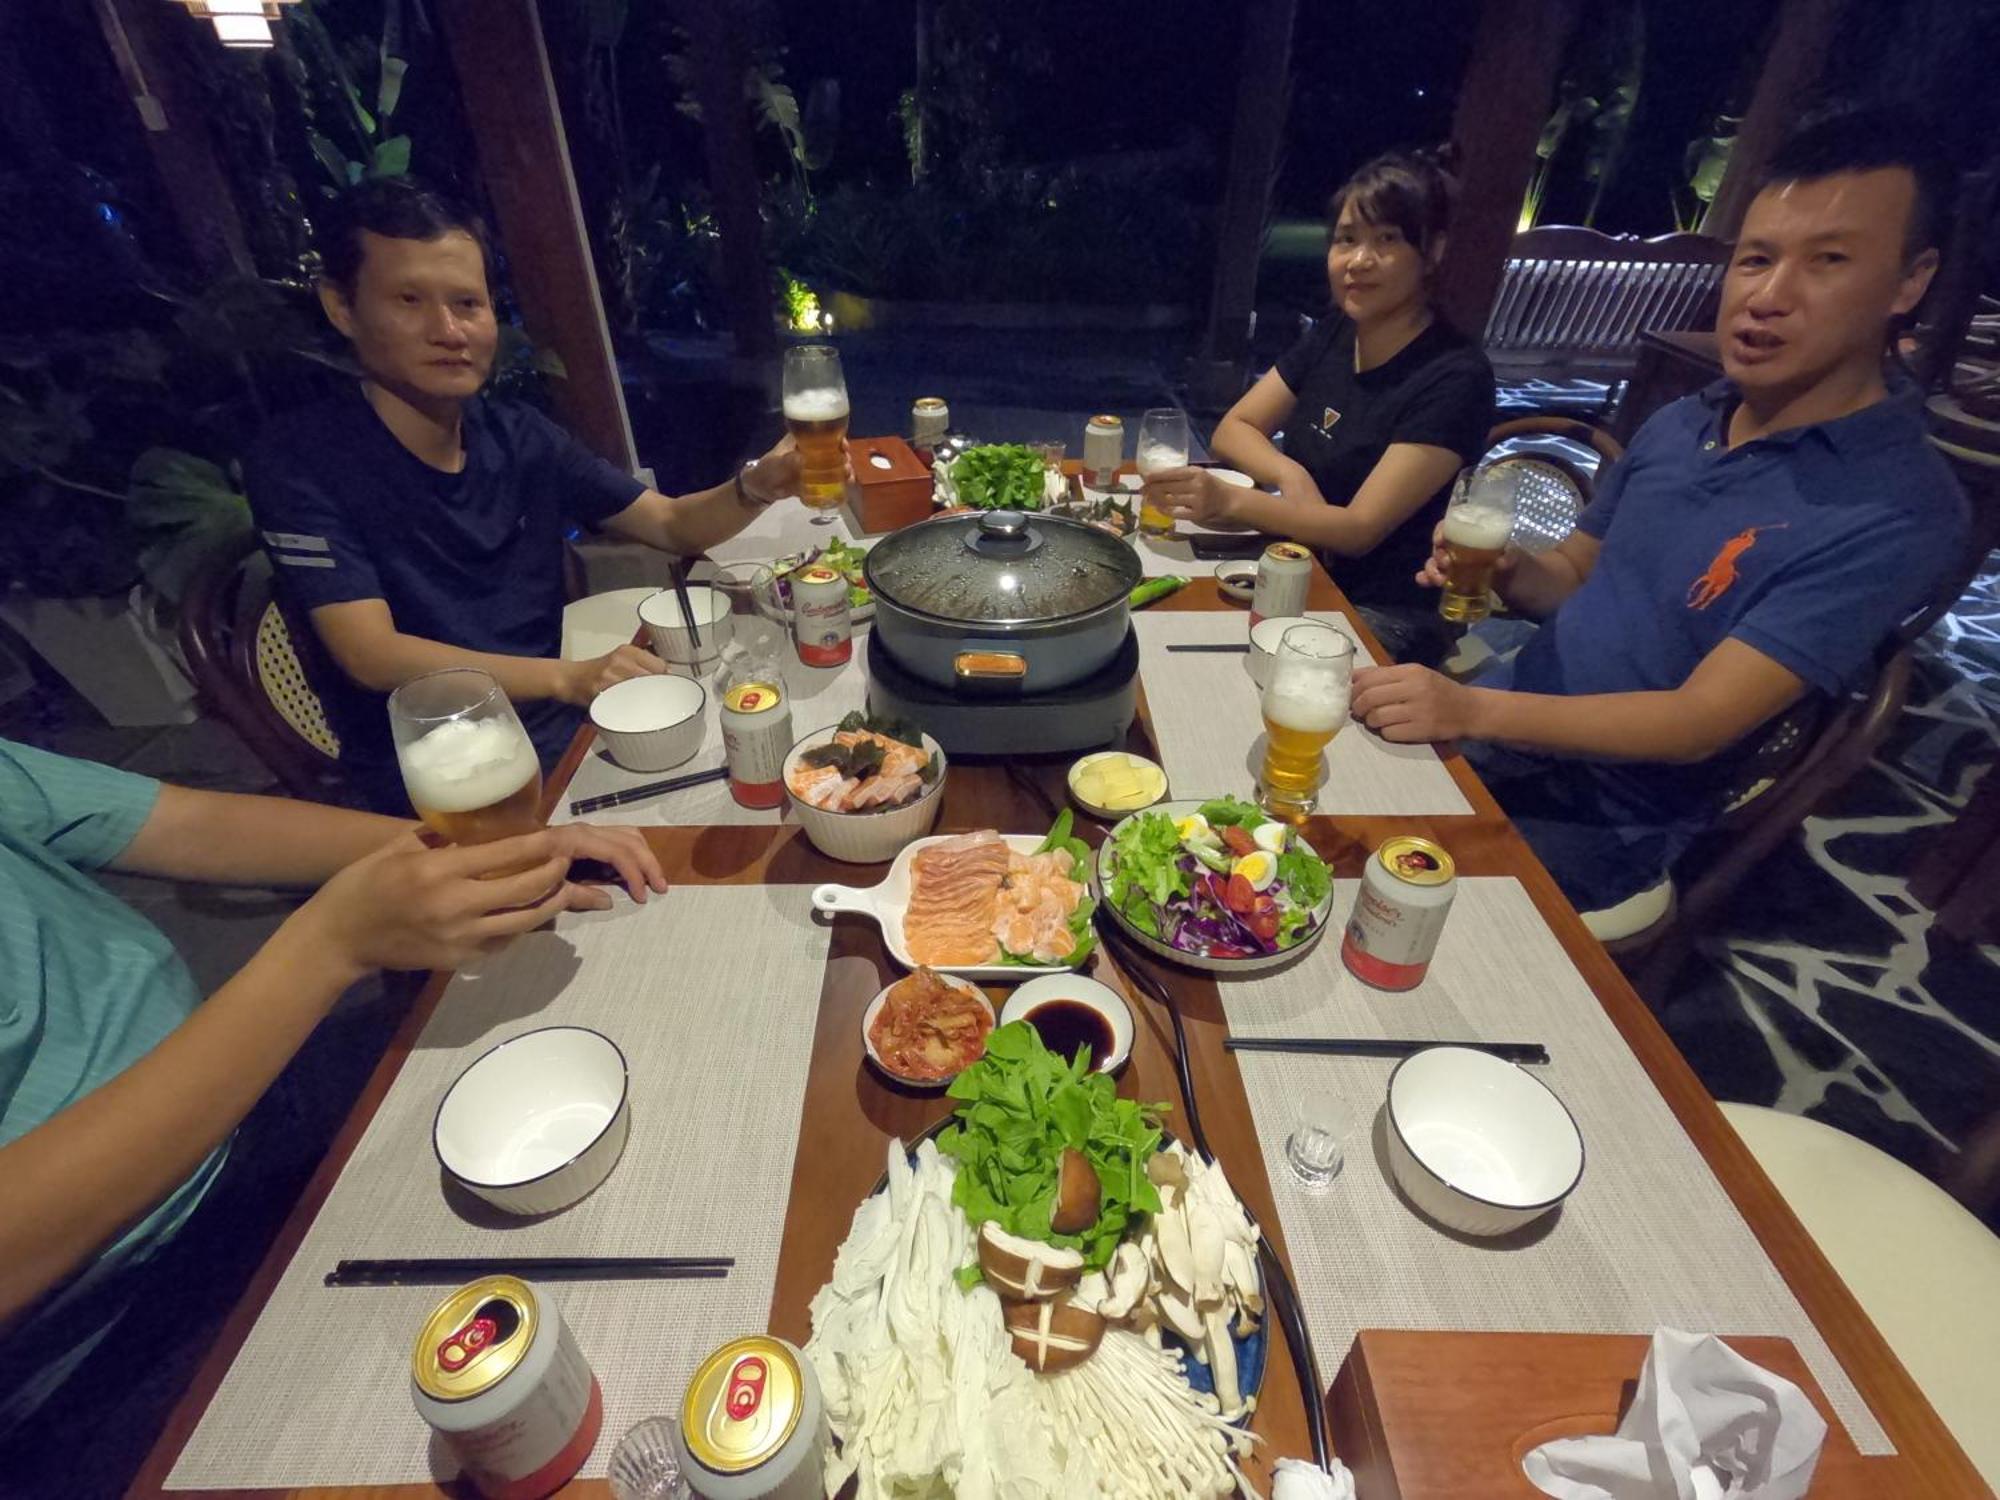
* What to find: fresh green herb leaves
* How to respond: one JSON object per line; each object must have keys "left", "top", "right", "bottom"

{"left": 938, "top": 1022, "right": 1168, "bottom": 1276}
{"left": 1277, "top": 846, "right": 1332, "bottom": 910}
{"left": 1197, "top": 796, "right": 1268, "bottom": 830}
{"left": 951, "top": 444, "right": 1045, "bottom": 511}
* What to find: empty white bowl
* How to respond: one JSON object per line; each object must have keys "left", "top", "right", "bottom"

{"left": 638, "top": 586, "right": 728, "bottom": 670}
{"left": 782, "top": 724, "right": 947, "bottom": 863}
{"left": 1246, "top": 614, "right": 1307, "bottom": 688}
{"left": 1000, "top": 973, "right": 1134, "bottom": 1073}
{"left": 590, "top": 674, "right": 707, "bottom": 773}
{"left": 433, "top": 1027, "right": 631, "bottom": 1217}
{"left": 1385, "top": 1045, "right": 1584, "bottom": 1237}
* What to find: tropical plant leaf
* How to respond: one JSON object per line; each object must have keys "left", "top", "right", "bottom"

{"left": 127, "top": 448, "right": 253, "bottom": 605}
{"left": 751, "top": 74, "right": 807, "bottom": 169}
{"left": 377, "top": 55, "right": 408, "bottom": 121}
{"left": 307, "top": 130, "right": 356, "bottom": 191}
{"left": 371, "top": 134, "right": 412, "bottom": 178}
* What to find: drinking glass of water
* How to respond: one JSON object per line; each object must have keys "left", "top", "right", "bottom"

{"left": 1285, "top": 1087, "right": 1346, "bottom": 1189}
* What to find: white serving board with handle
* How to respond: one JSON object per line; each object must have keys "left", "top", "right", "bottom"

{"left": 811, "top": 832, "right": 1088, "bottom": 980}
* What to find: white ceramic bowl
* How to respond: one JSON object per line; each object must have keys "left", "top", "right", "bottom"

{"left": 1384, "top": 1046, "right": 1585, "bottom": 1237}
{"left": 589, "top": 674, "right": 707, "bottom": 772}
{"left": 1247, "top": 614, "right": 1306, "bottom": 688}
{"left": 1000, "top": 973, "right": 1134, "bottom": 1073}
{"left": 638, "top": 585, "right": 728, "bottom": 670}
{"left": 433, "top": 1027, "right": 631, "bottom": 1218}
{"left": 861, "top": 972, "right": 995, "bottom": 1089}
{"left": 782, "top": 724, "right": 947, "bottom": 863}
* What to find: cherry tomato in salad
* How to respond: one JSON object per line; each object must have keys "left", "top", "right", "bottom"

{"left": 1245, "top": 907, "right": 1280, "bottom": 942}
{"left": 1208, "top": 944, "right": 1254, "bottom": 958}
{"left": 1223, "top": 873, "right": 1257, "bottom": 913}
{"left": 1221, "top": 825, "right": 1257, "bottom": 857}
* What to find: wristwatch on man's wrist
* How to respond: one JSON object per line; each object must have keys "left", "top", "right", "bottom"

{"left": 735, "top": 460, "right": 774, "bottom": 508}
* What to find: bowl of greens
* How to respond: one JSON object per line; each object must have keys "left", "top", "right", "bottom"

{"left": 949, "top": 444, "right": 1048, "bottom": 512}
{"left": 1096, "top": 797, "right": 1336, "bottom": 974}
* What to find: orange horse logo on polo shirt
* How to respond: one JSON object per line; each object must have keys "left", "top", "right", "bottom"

{"left": 1687, "top": 524, "right": 1787, "bottom": 609}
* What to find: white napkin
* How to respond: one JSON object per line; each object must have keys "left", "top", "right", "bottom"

{"left": 1273, "top": 1457, "right": 1357, "bottom": 1499}
{"left": 1523, "top": 1329, "right": 1827, "bottom": 1500}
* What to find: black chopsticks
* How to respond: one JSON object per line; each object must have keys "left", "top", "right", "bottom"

{"left": 569, "top": 764, "right": 729, "bottom": 816}
{"left": 1165, "top": 643, "right": 1251, "bottom": 653}
{"left": 1225, "top": 1037, "right": 1551, "bottom": 1065}
{"left": 671, "top": 561, "right": 701, "bottom": 649}
{"left": 326, "top": 1256, "right": 733, "bottom": 1287}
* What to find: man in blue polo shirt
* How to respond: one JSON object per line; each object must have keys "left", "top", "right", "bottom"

{"left": 1348, "top": 108, "right": 1969, "bottom": 912}
{"left": 248, "top": 178, "right": 809, "bottom": 812}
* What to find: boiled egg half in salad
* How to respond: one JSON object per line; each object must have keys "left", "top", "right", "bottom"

{"left": 1232, "top": 849, "right": 1278, "bottom": 891}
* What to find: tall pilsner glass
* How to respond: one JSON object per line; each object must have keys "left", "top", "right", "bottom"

{"left": 1257, "top": 621, "right": 1354, "bottom": 824}
{"left": 783, "top": 344, "right": 851, "bottom": 525}
{"left": 1437, "top": 465, "right": 1518, "bottom": 625}
{"left": 1135, "top": 408, "right": 1190, "bottom": 537}
{"left": 390, "top": 668, "right": 544, "bottom": 858}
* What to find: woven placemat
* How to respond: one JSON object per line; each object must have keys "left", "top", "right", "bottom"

{"left": 553, "top": 647, "right": 870, "bottom": 828}
{"left": 1134, "top": 610, "right": 1472, "bottom": 815}
{"left": 1219, "top": 875, "right": 1889, "bottom": 1453}
{"left": 168, "top": 885, "right": 831, "bottom": 1489}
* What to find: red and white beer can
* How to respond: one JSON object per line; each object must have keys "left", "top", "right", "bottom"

{"left": 410, "top": 1277, "right": 602, "bottom": 1500}
{"left": 1340, "top": 835, "right": 1456, "bottom": 991}
{"left": 792, "top": 564, "right": 853, "bottom": 667}
{"left": 1250, "top": 541, "right": 1311, "bottom": 626}
{"left": 720, "top": 678, "right": 793, "bottom": 809}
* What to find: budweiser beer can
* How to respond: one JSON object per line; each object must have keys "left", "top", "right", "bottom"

{"left": 1340, "top": 835, "right": 1456, "bottom": 991}
{"left": 410, "top": 1277, "right": 602, "bottom": 1500}
{"left": 792, "top": 564, "right": 852, "bottom": 668}
{"left": 720, "top": 679, "right": 792, "bottom": 809}
{"left": 1250, "top": 541, "right": 1312, "bottom": 626}
{"left": 910, "top": 397, "right": 950, "bottom": 449}
{"left": 675, "top": 1335, "right": 826, "bottom": 1500}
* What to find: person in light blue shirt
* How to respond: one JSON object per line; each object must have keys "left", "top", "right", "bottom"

{"left": 0, "top": 738, "right": 665, "bottom": 1437}
{"left": 1346, "top": 107, "right": 1969, "bottom": 911}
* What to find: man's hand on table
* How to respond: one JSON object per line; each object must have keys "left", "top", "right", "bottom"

{"left": 1351, "top": 663, "right": 1486, "bottom": 745}
{"left": 560, "top": 642, "right": 667, "bottom": 706}
{"left": 296, "top": 827, "right": 666, "bottom": 979}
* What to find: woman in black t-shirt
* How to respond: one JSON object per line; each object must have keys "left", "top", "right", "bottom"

{"left": 1144, "top": 150, "right": 1495, "bottom": 663}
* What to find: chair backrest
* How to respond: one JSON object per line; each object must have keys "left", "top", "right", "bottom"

{"left": 1484, "top": 228, "right": 1728, "bottom": 372}
{"left": 1474, "top": 416, "right": 1626, "bottom": 553}
{"left": 178, "top": 531, "right": 350, "bottom": 803}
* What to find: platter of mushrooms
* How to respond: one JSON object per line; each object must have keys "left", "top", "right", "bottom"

{"left": 805, "top": 1022, "right": 1269, "bottom": 1499}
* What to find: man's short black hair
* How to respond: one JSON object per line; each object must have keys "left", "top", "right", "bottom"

{"left": 318, "top": 176, "right": 494, "bottom": 294}
{"left": 1758, "top": 105, "right": 1949, "bottom": 260}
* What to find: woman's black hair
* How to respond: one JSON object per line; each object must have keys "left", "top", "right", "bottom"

{"left": 317, "top": 176, "right": 495, "bottom": 294}
{"left": 1325, "top": 144, "right": 1461, "bottom": 260}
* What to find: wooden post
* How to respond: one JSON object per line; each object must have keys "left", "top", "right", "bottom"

{"left": 435, "top": 0, "right": 638, "bottom": 470}
{"left": 1703, "top": 0, "right": 1844, "bottom": 239}
{"left": 681, "top": 0, "right": 778, "bottom": 363}
{"left": 90, "top": 0, "right": 255, "bottom": 279}
{"left": 1190, "top": 0, "right": 1299, "bottom": 408}
{"left": 1435, "top": 0, "right": 1583, "bottom": 338}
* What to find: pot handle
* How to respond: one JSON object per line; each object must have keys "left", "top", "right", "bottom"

{"left": 954, "top": 649, "right": 1028, "bottom": 682}
{"left": 811, "top": 883, "right": 876, "bottom": 918}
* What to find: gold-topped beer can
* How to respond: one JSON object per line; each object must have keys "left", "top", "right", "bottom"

{"left": 675, "top": 1335, "right": 825, "bottom": 1499}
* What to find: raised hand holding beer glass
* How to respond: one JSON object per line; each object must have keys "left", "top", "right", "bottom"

{"left": 1436, "top": 464, "right": 1518, "bottom": 624}
{"left": 390, "top": 668, "right": 544, "bottom": 853}
{"left": 1135, "top": 408, "right": 1189, "bottom": 538}
{"left": 1257, "top": 621, "right": 1354, "bottom": 824}
{"left": 783, "top": 344, "right": 850, "bottom": 526}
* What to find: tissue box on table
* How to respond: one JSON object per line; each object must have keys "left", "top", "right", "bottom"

{"left": 1326, "top": 1329, "right": 1875, "bottom": 1499}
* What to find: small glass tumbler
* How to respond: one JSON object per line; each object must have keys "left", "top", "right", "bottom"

{"left": 1285, "top": 1088, "right": 1346, "bottom": 1189}
{"left": 607, "top": 1416, "right": 690, "bottom": 1500}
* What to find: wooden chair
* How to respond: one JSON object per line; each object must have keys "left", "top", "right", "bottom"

{"left": 1479, "top": 415, "right": 1625, "bottom": 550}
{"left": 1484, "top": 228, "right": 1728, "bottom": 390}
{"left": 178, "top": 531, "right": 353, "bottom": 804}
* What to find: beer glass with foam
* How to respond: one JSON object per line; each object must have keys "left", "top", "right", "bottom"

{"left": 1135, "top": 408, "right": 1189, "bottom": 537}
{"left": 1437, "top": 464, "right": 1518, "bottom": 625}
{"left": 782, "top": 344, "right": 850, "bottom": 525}
{"left": 390, "top": 668, "right": 544, "bottom": 852}
{"left": 1257, "top": 621, "right": 1354, "bottom": 823}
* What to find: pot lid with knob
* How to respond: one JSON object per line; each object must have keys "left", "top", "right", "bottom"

{"left": 862, "top": 510, "right": 1143, "bottom": 628}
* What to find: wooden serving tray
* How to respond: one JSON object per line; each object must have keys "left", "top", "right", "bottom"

{"left": 1327, "top": 1329, "right": 1875, "bottom": 1499}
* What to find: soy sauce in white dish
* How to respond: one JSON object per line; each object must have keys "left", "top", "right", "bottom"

{"left": 1026, "top": 1001, "right": 1113, "bottom": 1069}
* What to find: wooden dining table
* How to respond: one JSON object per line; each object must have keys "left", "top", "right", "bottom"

{"left": 130, "top": 561, "right": 1988, "bottom": 1499}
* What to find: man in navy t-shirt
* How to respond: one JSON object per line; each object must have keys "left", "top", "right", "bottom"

{"left": 1347, "top": 108, "right": 1969, "bottom": 912}
{"left": 247, "top": 179, "right": 808, "bottom": 811}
